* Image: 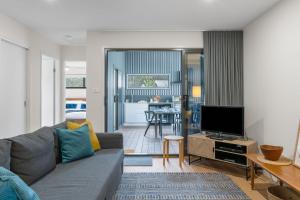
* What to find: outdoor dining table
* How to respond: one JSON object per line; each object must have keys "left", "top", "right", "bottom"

{"left": 152, "top": 108, "right": 181, "bottom": 139}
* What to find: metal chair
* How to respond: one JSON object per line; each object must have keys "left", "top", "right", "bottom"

{"left": 144, "top": 111, "right": 155, "bottom": 136}
{"left": 174, "top": 113, "right": 182, "bottom": 133}
{"left": 191, "top": 104, "right": 201, "bottom": 128}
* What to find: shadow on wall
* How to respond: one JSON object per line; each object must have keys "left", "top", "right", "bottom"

{"left": 246, "top": 119, "right": 264, "bottom": 147}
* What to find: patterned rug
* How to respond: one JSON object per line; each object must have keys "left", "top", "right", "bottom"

{"left": 114, "top": 173, "right": 250, "bottom": 200}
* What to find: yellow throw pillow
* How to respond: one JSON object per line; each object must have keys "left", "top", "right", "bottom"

{"left": 67, "top": 120, "right": 101, "bottom": 151}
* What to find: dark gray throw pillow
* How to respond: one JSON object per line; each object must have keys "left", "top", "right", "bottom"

{"left": 9, "top": 127, "right": 56, "bottom": 185}
{"left": 0, "top": 140, "right": 12, "bottom": 169}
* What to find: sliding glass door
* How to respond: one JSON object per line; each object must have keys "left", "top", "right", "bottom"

{"left": 106, "top": 51, "right": 126, "bottom": 132}
{"left": 181, "top": 50, "right": 205, "bottom": 151}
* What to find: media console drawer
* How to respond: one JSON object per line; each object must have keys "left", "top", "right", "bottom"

{"left": 188, "top": 133, "right": 257, "bottom": 168}
{"left": 188, "top": 136, "right": 214, "bottom": 159}
{"left": 215, "top": 141, "right": 247, "bottom": 154}
{"left": 215, "top": 150, "right": 247, "bottom": 166}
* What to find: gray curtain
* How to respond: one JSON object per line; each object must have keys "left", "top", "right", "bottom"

{"left": 204, "top": 31, "right": 244, "bottom": 106}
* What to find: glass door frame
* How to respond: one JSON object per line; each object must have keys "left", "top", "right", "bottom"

{"left": 181, "top": 49, "right": 204, "bottom": 154}
{"left": 104, "top": 48, "right": 189, "bottom": 132}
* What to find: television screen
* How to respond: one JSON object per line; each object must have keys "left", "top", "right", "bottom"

{"left": 201, "top": 106, "right": 244, "bottom": 136}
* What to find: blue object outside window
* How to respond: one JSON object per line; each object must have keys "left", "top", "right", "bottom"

{"left": 80, "top": 104, "right": 86, "bottom": 109}
{"left": 66, "top": 104, "right": 77, "bottom": 109}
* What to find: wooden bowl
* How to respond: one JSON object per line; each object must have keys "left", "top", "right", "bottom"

{"left": 260, "top": 145, "right": 283, "bottom": 161}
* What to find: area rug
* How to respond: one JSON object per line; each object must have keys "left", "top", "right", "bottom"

{"left": 114, "top": 173, "right": 250, "bottom": 200}
{"left": 123, "top": 156, "right": 153, "bottom": 166}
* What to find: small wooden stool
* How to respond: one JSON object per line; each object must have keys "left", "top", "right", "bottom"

{"left": 163, "top": 136, "right": 184, "bottom": 167}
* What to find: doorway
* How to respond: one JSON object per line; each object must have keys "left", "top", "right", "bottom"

{"left": 105, "top": 49, "right": 204, "bottom": 155}
{"left": 64, "top": 61, "right": 87, "bottom": 120}
{"left": 41, "top": 55, "right": 62, "bottom": 127}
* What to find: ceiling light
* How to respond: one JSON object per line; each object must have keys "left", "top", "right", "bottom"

{"left": 65, "top": 68, "right": 70, "bottom": 72}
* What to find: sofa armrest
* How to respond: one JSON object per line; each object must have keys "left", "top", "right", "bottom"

{"left": 96, "top": 133, "right": 123, "bottom": 149}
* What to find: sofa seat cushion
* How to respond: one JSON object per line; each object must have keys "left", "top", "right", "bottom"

{"left": 31, "top": 149, "right": 124, "bottom": 200}
{"left": 0, "top": 140, "right": 12, "bottom": 170}
{"left": 9, "top": 127, "right": 56, "bottom": 185}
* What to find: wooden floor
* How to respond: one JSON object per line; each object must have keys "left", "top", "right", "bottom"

{"left": 124, "top": 157, "right": 274, "bottom": 200}
{"left": 117, "top": 126, "right": 181, "bottom": 154}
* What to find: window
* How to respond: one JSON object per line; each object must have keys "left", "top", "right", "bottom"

{"left": 66, "top": 76, "right": 86, "bottom": 88}
{"left": 127, "top": 74, "right": 170, "bottom": 89}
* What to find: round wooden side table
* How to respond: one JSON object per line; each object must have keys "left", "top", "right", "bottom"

{"left": 163, "top": 136, "right": 184, "bottom": 167}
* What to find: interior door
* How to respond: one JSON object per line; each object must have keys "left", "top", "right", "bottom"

{"left": 0, "top": 40, "right": 27, "bottom": 138}
{"left": 41, "top": 55, "right": 55, "bottom": 127}
{"left": 181, "top": 50, "right": 204, "bottom": 151}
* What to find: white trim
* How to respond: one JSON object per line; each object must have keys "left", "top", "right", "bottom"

{"left": 0, "top": 37, "right": 29, "bottom": 50}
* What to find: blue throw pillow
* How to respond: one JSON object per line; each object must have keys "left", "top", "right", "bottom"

{"left": 0, "top": 167, "right": 40, "bottom": 200}
{"left": 56, "top": 124, "right": 94, "bottom": 163}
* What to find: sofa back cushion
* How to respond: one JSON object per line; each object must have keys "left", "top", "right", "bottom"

{"left": 9, "top": 127, "right": 56, "bottom": 185}
{"left": 0, "top": 140, "right": 11, "bottom": 170}
{"left": 49, "top": 122, "right": 66, "bottom": 163}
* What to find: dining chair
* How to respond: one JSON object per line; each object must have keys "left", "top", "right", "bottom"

{"left": 144, "top": 111, "right": 156, "bottom": 136}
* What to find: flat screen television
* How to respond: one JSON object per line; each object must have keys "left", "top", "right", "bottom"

{"left": 201, "top": 106, "right": 244, "bottom": 137}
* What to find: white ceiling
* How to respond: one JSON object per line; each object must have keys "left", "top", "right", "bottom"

{"left": 0, "top": 0, "right": 280, "bottom": 45}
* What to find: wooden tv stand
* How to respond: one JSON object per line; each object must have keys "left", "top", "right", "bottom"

{"left": 188, "top": 133, "right": 257, "bottom": 178}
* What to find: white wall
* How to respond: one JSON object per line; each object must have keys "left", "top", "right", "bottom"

{"left": 86, "top": 31, "right": 203, "bottom": 132}
{"left": 27, "top": 31, "right": 61, "bottom": 131}
{"left": 65, "top": 66, "right": 86, "bottom": 75}
{"left": 65, "top": 89, "right": 86, "bottom": 99}
{"left": 61, "top": 45, "right": 86, "bottom": 61}
{"left": 0, "top": 13, "right": 62, "bottom": 132}
{"left": 0, "top": 13, "right": 30, "bottom": 48}
{"left": 244, "top": 0, "right": 300, "bottom": 158}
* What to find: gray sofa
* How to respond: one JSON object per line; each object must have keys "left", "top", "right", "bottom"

{"left": 0, "top": 122, "right": 124, "bottom": 200}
